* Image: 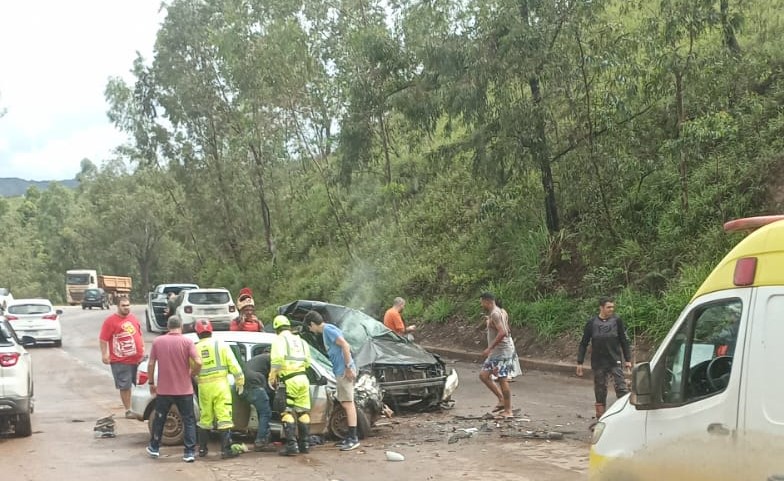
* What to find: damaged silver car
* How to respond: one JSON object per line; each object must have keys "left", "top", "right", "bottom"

{"left": 130, "top": 331, "right": 385, "bottom": 444}
{"left": 279, "top": 300, "right": 459, "bottom": 410}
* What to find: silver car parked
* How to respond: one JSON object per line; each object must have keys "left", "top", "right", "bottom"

{"left": 130, "top": 331, "right": 384, "bottom": 445}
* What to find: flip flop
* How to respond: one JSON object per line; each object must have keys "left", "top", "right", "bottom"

{"left": 494, "top": 414, "right": 515, "bottom": 421}
{"left": 491, "top": 405, "right": 505, "bottom": 413}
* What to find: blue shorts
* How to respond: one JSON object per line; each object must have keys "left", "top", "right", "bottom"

{"left": 481, "top": 358, "right": 514, "bottom": 379}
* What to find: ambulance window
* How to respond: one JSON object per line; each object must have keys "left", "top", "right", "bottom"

{"left": 659, "top": 298, "right": 741, "bottom": 405}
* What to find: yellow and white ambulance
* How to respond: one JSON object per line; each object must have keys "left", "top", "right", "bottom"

{"left": 589, "top": 215, "right": 784, "bottom": 481}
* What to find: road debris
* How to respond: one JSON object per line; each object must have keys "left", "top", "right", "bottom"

{"left": 93, "top": 414, "right": 115, "bottom": 438}
{"left": 500, "top": 431, "right": 564, "bottom": 440}
{"left": 385, "top": 450, "right": 405, "bottom": 461}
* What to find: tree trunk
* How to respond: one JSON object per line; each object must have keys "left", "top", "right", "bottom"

{"left": 675, "top": 71, "right": 688, "bottom": 214}
{"left": 529, "top": 76, "right": 560, "bottom": 233}
{"left": 720, "top": 0, "right": 741, "bottom": 56}
{"left": 249, "top": 143, "right": 276, "bottom": 263}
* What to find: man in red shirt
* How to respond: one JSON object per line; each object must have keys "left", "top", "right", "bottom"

{"left": 145, "top": 315, "right": 202, "bottom": 462}
{"left": 383, "top": 297, "right": 416, "bottom": 336}
{"left": 230, "top": 287, "right": 263, "bottom": 332}
{"left": 99, "top": 298, "right": 145, "bottom": 419}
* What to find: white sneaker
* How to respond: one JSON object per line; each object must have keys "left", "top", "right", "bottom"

{"left": 339, "top": 438, "right": 360, "bottom": 451}
{"left": 146, "top": 445, "right": 160, "bottom": 458}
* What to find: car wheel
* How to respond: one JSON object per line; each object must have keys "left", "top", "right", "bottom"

{"left": 328, "top": 403, "right": 371, "bottom": 440}
{"left": 145, "top": 311, "right": 152, "bottom": 333}
{"left": 82, "top": 305, "right": 86, "bottom": 310}
{"left": 149, "top": 406, "right": 184, "bottom": 446}
{"left": 53, "top": 340, "right": 62, "bottom": 347}
{"left": 16, "top": 412, "right": 32, "bottom": 437}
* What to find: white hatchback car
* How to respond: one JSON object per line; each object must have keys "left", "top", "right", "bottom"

{"left": 0, "top": 318, "right": 35, "bottom": 436}
{"left": 4, "top": 299, "right": 63, "bottom": 347}
{"left": 176, "top": 288, "right": 238, "bottom": 331}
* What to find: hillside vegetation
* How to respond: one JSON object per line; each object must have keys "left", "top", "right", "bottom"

{"left": 0, "top": 178, "right": 78, "bottom": 197}
{"left": 2, "top": 0, "right": 784, "bottom": 345}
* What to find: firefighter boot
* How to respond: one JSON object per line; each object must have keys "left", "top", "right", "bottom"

{"left": 279, "top": 422, "right": 299, "bottom": 456}
{"left": 297, "top": 422, "right": 310, "bottom": 454}
{"left": 198, "top": 428, "right": 209, "bottom": 457}
{"left": 220, "top": 430, "right": 238, "bottom": 459}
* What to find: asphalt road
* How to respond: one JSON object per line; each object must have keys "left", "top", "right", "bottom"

{"left": 2, "top": 305, "right": 598, "bottom": 480}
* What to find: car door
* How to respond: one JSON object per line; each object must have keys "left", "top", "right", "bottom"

{"left": 0, "top": 321, "right": 31, "bottom": 399}
{"left": 306, "top": 360, "right": 330, "bottom": 429}
{"left": 738, "top": 287, "right": 784, "bottom": 481}
{"left": 643, "top": 290, "right": 749, "bottom": 479}
{"left": 229, "top": 341, "right": 251, "bottom": 429}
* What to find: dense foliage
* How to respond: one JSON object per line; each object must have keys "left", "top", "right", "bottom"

{"left": 3, "top": 0, "right": 784, "bottom": 343}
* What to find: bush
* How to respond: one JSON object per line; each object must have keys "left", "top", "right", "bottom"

{"left": 422, "top": 297, "right": 454, "bottom": 323}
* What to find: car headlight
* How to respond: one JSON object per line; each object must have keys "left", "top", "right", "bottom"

{"left": 591, "top": 422, "right": 606, "bottom": 445}
{"left": 442, "top": 369, "right": 459, "bottom": 400}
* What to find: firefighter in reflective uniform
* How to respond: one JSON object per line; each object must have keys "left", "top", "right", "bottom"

{"left": 193, "top": 319, "right": 245, "bottom": 459}
{"left": 269, "top": 315, "right": 312, "bottom": 456}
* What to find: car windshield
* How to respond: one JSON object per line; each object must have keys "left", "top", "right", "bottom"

{"left": 85, "top": 289, "right": 100, "bottom": 296}
{"left": 164, "top": 286, "right": 194, "bottom": 295}
{"left": 0, "top": 288, "right": 9, "bottom": 296}
{"left": 8, "top": 304, "right": 51, "bottom": 315}
{"left": 187, "top": 292, "right": 230, "bottom": 305}
{"left": 337, "top": 310, "right": 398, "bottom": 346}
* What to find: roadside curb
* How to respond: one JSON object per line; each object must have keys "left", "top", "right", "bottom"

{"left": 424, "top": 345, "right": 593, "bottom": 378}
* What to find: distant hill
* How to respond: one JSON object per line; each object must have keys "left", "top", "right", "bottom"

{"left": 0, "top": 177, "right": 79, "bottom": 197}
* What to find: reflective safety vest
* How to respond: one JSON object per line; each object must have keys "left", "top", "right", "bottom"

{"left": 271, "top": 330, "right": 311, "bottom": 378}
{"left": 195, "top": 338, "right": 244, "bottom": 385}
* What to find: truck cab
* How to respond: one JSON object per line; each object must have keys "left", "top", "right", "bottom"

{"left": 589, "top": 216, "right": 784, "bottom": 481}
{"left": 145, "top": 283, "right": 199, "bottom": 333}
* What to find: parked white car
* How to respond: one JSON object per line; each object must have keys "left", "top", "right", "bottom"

{"left": 0, "top": 318, "right": 35, "bottom": 436}
{"left": 130, "top": 331, "right": 385, "bottom": 445}
{"left": 175, "top": 288, "right": 238, "bottom": 331}
{"left": 4, "top": 299, "right": 63, "bottom": 347}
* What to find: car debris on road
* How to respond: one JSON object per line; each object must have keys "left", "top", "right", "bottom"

{"left": 94, "top": 414, "right": 116, "bottom": 438}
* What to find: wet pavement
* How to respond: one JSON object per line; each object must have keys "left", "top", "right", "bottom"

{"left": 2, "top": 305, "right": 597, "bottom": 480}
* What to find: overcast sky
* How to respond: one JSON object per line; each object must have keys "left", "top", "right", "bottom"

{"left": 0, "top": 0, "right": 163, "bottom": 181}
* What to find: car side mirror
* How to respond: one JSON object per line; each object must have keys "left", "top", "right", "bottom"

{"left": 631, "top": 362, "right": 653, "bottom": 408}
{"left": 56, "top": 309, "right": 63, "bottom": 316}
{"left": 20, "top": 335, "right": 36, "bottom": 347}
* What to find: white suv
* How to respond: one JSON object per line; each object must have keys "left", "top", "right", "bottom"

{"left": 176, "top": 288, "right": 238, "bottom": 331}
{"left": 0, "top": 318, "right": 35, "bottom": 436}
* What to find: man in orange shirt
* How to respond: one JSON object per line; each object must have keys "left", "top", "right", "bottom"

{"left": 383, "top": 297, "right": 416, "bottom": 336}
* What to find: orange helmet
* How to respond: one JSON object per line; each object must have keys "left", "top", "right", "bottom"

{"left": 194, "top": 319, "right": 213, "bottom": 335}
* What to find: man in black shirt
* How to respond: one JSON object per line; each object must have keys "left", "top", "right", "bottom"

{"left": 576, "top": 296, "right": 632, "bottom": 426}
{"left": 243, "top": 347, "right": 274, "bottom": 451}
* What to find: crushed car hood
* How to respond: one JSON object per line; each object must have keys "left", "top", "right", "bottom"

{"left": 278, "top": 300, "right": 441, "bottom": 367}
{"left": 354, "top": 337, "right": 439, "bottom": 367}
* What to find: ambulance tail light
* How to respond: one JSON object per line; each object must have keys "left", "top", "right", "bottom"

{"left": 734, "top": 257, "right": 757, "bottom": 286}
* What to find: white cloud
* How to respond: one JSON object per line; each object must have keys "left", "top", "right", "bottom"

{"left": 0, "top": 0, "right": 163, "bottom": 180}
{"left": 4, "top": 125, "right": 127, "bottom": 180}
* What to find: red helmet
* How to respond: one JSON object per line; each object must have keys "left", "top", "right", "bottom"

{"left": 194, "top": 319, "right": 213, "bottom": 335}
